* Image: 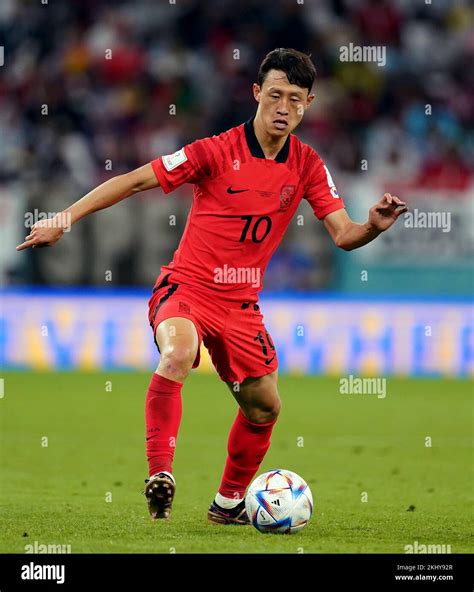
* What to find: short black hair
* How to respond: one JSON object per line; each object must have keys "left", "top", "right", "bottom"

{"left": 257, "top": 48, "right": 316, "bottom": 93}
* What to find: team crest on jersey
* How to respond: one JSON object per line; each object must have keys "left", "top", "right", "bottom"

{"left": 279, "top": 185, "right": 296, "bottom": 211}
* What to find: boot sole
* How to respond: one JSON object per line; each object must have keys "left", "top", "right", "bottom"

{"left": 145, "top": 477, "right": 176, "bottom": 520}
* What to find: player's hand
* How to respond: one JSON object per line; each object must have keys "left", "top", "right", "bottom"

{"left": 16, "top": 215, "right": 68, "bottom": 251}
{"left": 368, "top": 193, "right": 408, "bottom": 233}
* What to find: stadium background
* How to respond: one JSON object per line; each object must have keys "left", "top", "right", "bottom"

{"left": 0, "top": 0, "right": 473, "bottom": 558}
{"left": 1, "top": 0, "right": 472, "bottom": 376}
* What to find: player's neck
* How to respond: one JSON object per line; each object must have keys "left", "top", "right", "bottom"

{"left": 253, "top": 115, "right": 288, "bottom": 160}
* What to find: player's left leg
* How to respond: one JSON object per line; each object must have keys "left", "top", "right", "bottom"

{"left": 227, "top": 369, "right": 281, "bottom": 423}
{"left": 208, "top": 370, "right": 281, "bottom": 525}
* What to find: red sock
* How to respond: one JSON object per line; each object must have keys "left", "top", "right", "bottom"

{"left": 218, "top": 409, "right": 278, "bottom": 500}
{"left": 145, "top": 373, "right": 183, "bottom": 477}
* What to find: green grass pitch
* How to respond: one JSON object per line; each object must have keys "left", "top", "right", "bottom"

{"left": 1, "top": 372, "right": 472, "bottom": 553}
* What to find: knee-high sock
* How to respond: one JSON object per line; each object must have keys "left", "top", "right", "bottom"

{"left": 218, "top": 408, "right": 278, "bottom": 499}
{"left": 145, "top": 373, "right": 182, "bottom": 477}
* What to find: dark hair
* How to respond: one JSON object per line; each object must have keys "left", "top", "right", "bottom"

{"left": 257, "top": 48, "right": 316, "bottom": 93}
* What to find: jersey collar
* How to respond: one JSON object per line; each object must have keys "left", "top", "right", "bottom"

{"left": 244, "top": 116, "right": 291, "bottom": 163}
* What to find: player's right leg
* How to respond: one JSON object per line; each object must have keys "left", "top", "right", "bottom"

{"left": 154, "top": 316, "right": 200, "bottom": 383}
{"left": 145, "top": 316, "right": 199, "bottom": 520}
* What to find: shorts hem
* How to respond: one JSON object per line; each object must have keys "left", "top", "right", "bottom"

{"left": 218, "top": 362, "right": 278, "bottom": 384}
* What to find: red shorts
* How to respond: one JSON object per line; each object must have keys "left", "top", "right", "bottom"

{"left": 148, "top": 273, "right": 278, "bottom": 384}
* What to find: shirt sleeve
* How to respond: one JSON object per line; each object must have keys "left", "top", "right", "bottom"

{"left": 304, "top": 152, "right": 345, "bottom": 220}
{"left": 150, "top": 136, "right": 217, "bottom": 194}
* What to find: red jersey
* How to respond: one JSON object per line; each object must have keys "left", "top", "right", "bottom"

{"left": 150, "top": 116, "right": 345, "bottom": 303}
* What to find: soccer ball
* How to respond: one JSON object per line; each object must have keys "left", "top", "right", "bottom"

{"left": 245, "top": 469, "right": 313, "bottom": 534}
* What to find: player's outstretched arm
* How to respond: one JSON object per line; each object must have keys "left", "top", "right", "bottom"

{"left": 16, "top": 163, "right": 159, "bottom": 251}
{"left": 323, "top": 193, "right": 407, "bottom": 251}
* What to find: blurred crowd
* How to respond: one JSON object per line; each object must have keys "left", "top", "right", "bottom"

{"left": 1, "top": 0, "right": 472, "bottom": 288}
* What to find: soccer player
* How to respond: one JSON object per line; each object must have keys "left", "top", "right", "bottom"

{"left": 17, "top": 48, "right": 407, "bottom": 524}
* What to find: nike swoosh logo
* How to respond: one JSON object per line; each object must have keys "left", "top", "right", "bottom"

{"left": 227, "top": 186, "right": 249, "bottom": 194}
{"left": 265, "top": 355, "right": 275, "bottom": 365}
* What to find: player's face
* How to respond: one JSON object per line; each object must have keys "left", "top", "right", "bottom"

{"left": 253, "top": 69, "right": 314, "bottom": 137}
